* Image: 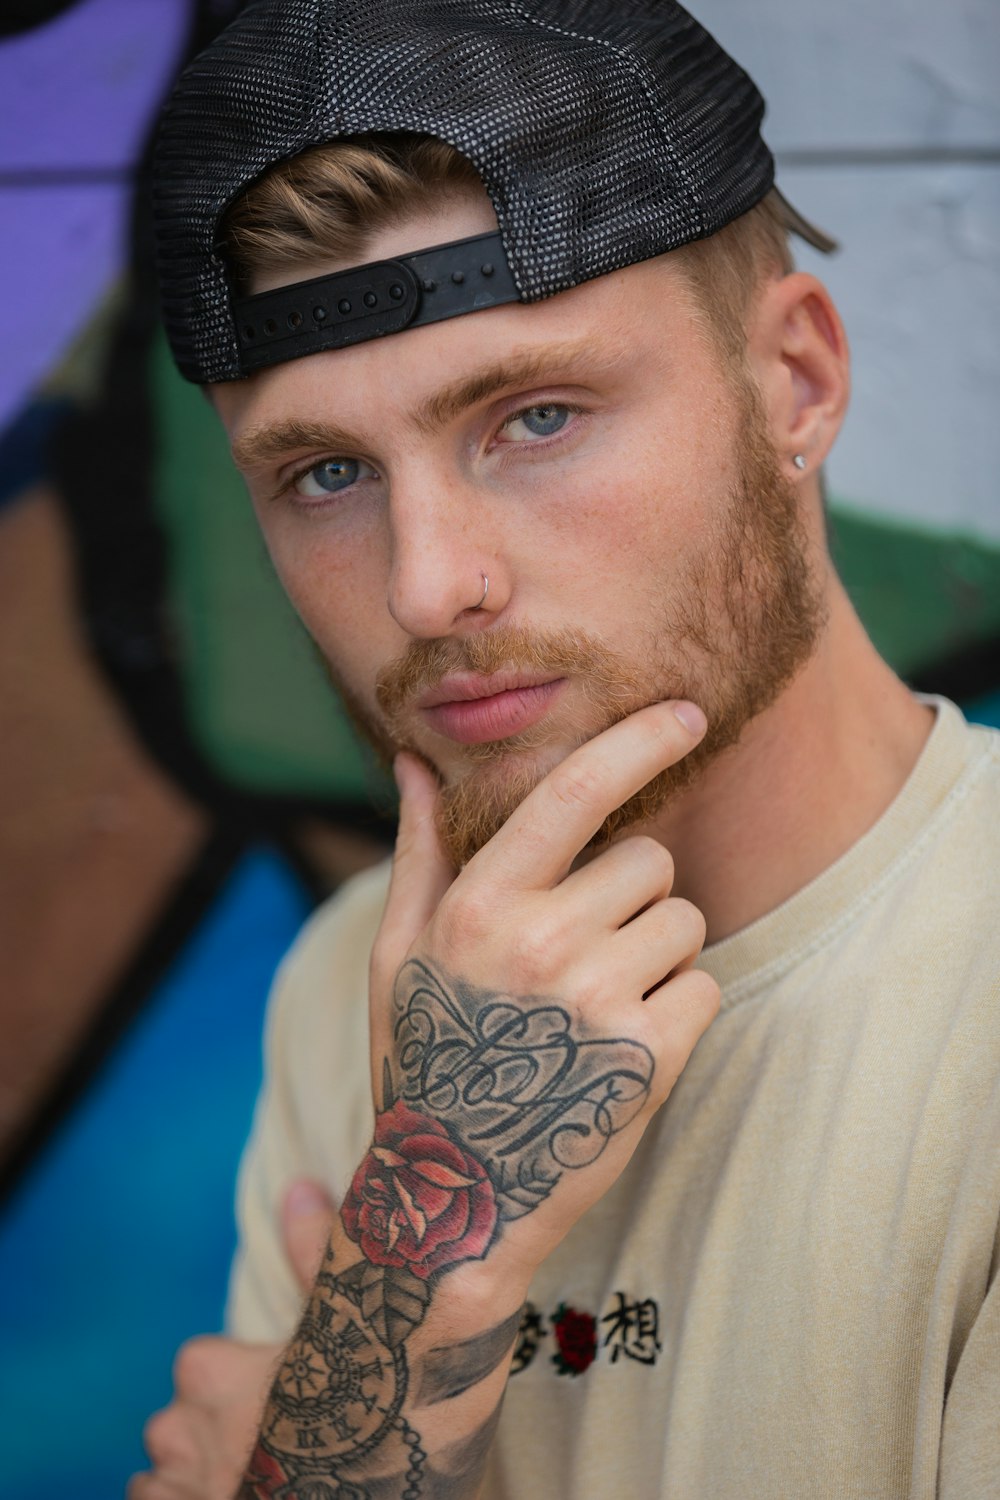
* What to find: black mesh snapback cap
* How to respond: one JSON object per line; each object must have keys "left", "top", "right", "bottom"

{"left": 153, "top": 0, "right": 835, "bottom": 385}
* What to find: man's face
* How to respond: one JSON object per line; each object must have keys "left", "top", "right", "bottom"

{"left": 215, "top": 192, "right": 822, "bottom": 866}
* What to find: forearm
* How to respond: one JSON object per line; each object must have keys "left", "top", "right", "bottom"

{"left": 235, "top": 1215, "right": 522, "bottom": 1499}
{"left": 235, "top": 712, "right": 719, "bottom": 1492}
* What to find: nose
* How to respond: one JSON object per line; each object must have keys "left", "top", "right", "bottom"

{"left": 385, "top": 473, "right": 508, "bottom": 638}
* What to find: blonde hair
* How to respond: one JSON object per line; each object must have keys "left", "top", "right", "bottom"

{"left": 221, "top": 134, "right": 793, "bottom": 357}
{"left": 671, "top": 192, "right": 795, "bottom": 360}
{"left": 222, "top": 135, "right": 480, "bottom": 285}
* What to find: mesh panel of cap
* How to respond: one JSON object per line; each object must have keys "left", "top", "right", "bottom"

{"left": 153, "top": 0, "right": 775, "bottom": 384}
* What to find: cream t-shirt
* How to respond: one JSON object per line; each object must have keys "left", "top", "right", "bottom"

{"left": 228, "top": 698, "right": 1000, "bottom": 1499}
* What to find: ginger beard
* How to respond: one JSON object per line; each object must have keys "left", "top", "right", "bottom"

{"left": 331, "top": 379, "right": 826, "bottom": 868}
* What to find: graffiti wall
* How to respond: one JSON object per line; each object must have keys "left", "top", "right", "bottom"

{"left": 0, "top": 3, "right": 997, "bottom": 1496}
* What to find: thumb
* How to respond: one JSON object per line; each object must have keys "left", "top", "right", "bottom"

{"left": 281, "top": 1179, "right": 338, "bottom": 1292}
{"left": 375, "top": 752, "right": 455, "bottom": 982}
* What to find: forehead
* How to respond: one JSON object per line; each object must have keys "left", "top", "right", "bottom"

{"left": 213, "top": 197, "right": 699, "bottom": 453}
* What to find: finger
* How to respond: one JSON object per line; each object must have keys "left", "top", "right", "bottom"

{"left": 558, "top": 834, "right": 675, "bottom": 928}
{"left": 611, "top": 897, "right": 707, "bottom": 996}
{"left": 481, "top": 701, "right": 707, "bottom": 891}
{"left": 375, "top": 752, "right": 456, "bottom": 983}
{"left": 282, "top": 1179, "right": 338, "bottom": 1291}
{"left": 128, "top": 1464, "right": 172, "bottom": 1500}
{"left": 131, "top": 1477, "right": 191, "bottom": 1500}
{"left": 643, "top": 966, "right": 721, "bottom": 1092}
{"left": 127, "top": 1473, "right": 182, "bottom": 1500}
{"left": 143, "top": 1405, "right": 197, "bottom": 1468}
{"left": 173, "top": 1335, "right": 268, "bottom": 1403}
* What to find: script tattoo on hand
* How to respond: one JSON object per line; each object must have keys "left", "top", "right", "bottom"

{"left": 393, "top": 958, "right": 654, "bottom": 1217}
{"left": 238, "top": 960, "right": 654, "bottom": 1498}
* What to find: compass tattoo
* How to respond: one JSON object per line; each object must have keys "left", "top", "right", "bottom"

{"left": 237, "top": 960, "right": 654, "bottom": 1497}
{"left": 263, "top": 1278, "right": 407, "bottom": 1463}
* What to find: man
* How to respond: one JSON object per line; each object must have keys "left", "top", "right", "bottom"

{"left": 135, "top": 1, "right": 1000, "bottom": 1496}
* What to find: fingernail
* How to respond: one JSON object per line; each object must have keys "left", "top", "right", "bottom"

{"left": 285, "top": 1180, "right": 327, "bottom": 1218}
{"left": 673, "top": 701, "right": 707, "bottom": 737}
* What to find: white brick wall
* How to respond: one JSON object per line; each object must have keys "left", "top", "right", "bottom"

{"left": 693, "top": 0, "right": 1000, "bottom": 541}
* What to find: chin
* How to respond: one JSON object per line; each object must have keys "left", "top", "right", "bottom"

{"left": 433, "top": 733, "right": 605, "bottom": 868}
{"left": 436, "top": 725, "right": 586, "bottom": 790}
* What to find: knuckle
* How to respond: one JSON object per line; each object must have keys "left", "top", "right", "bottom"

{"left": 567, "top": 970, "right": 606, "bottom": 1021}
{"left": 669, "top": 970, "right": 721, "bottom": 1031}
{"left": 631, "top": 835, "right": 674, "bottom": 888}
{"left": 645, "top": 706, "right": 687, "bottom": 752}
{"left": 507, "top": 917, "right": 561, "bottom": 986}
{"left": 671, "top": 897, "right": 707, "bottom": 949}
{"left": 436, "top": 885, "right": 492, "bottom": 951}
{"left": 143, "top": 1407, "right": 184, "bottom": 1465}
{"left": 550, "top": 760, "right": 606, "bottom": 811}
{"left": 392, "top": 823, "right": 419, "bottom": 862}
{"left": 172, "top": 1335, "right": 218, "bottom": 1400}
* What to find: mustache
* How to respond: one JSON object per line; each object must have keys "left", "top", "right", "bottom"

{"left": 375, "top": 624, "right": 642, "bottom": 720}
{"left": 374, "top": 624, "right": 682, "bottom": 768}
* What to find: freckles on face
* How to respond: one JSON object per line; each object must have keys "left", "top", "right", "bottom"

{"left": 213, "top": 245, "right": 743, "bottom": 718}
{"left": 285, "top": 529, "right": 383, "bottom": 652}
{"left": 268, "top": 513, "right": 400, "bottom": 719}
{"left": 210, "top": 224, "right": 824, "bottom": 870}
{"left": 533, "top": 394, "right": 738, "bottom": 625}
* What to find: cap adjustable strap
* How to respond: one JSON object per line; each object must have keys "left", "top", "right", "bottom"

{"left": 232, "top": 230, "right": 519, "bottom": 373}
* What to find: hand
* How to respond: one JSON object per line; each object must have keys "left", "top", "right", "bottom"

{"left": 128, "top": 1180, "right": 337, "bottom": 1499}
{"left": 222, "top": 701, "right": 719, "bottom": 1500}
{"left": 366, "top": 700, "right": 721, "bottom": 1296}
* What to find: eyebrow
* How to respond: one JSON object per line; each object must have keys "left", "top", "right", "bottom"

{"left": 411, "top": 338, "right": 622, "bottom": 434}
{"left": 230, "top": 337, "right": 627, "bottom": 472}
{"left": 232, "top": 417, "right": 361, "bottom": 471}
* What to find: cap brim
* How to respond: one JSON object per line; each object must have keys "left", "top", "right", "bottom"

{"left": 772, "top": 186, "right": 839, "bottom": 255}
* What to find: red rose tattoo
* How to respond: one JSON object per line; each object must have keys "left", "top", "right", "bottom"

{"left": 342, "top": 1101, "right": 498, "bottom": 1279}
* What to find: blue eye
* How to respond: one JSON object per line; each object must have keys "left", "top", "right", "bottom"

{"left": 502, "top": 404, "right": 572, "bottom": 442}
{"left": 294, "top": 456, "right": 375, "bottom": 499}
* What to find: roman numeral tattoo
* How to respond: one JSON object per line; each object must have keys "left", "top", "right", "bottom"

{"left": 237, "top": 959, "right": 653, "bottom": 1498}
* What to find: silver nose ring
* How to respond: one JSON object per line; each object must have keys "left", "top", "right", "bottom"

{"left": 472, "top": 573, "right": 489, "bottom": 610}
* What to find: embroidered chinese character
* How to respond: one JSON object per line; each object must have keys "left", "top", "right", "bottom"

{"left": 510, "top": 1302, "right": 547, "bottom": 1375}
{"left": 601, "top": 1292, "right": 662, "bottom": 1366}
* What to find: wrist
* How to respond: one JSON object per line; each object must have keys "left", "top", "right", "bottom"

{"left": 421, "top": 1249, "right": 532, "bottom": 1342}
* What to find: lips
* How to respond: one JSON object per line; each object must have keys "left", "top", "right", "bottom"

{"left": 418, "top": 673, "right": 566, "bottom": 745}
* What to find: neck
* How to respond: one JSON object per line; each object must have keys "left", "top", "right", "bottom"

{"left": 650, "top": 565, "right": 935, "bottom": 946}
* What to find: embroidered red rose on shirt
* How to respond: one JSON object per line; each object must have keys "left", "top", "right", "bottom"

{"left": 342, "top": 1100, "right": 498, "bottom": 1279}
{"left": 552, "top": 1303, "right": 598, "bottom": 1375}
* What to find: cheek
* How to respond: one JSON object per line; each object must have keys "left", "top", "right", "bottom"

{"left": 617, "top": 404, "right": 736, "bottom": 566}
{"left": 254, "top": 515, "right": 389, "bottom": 676}
{"left": 534, "top": 434, "right": 713, "bottom": 595}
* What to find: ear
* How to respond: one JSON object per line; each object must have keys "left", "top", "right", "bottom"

{"left": 746, "top": 271, "right": 850, "bottom": 481}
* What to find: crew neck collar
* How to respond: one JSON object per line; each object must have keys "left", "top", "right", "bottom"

{"left": 698, "top": 697, "right": 982, "bottom": 1008}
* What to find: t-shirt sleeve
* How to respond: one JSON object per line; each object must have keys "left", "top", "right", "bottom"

{"left": 938, "top": 1246, "right": 1000, "bottom": 1497}
{"left": 225, "top": 861, "right": 389, "bottom": 1344}
{"left": 225, "top": 939, "right": 318, "bottom": 1344}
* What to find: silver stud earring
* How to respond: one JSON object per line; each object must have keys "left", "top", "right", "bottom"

{"left": 793, "top": 454, "right": 807, "bottom": 471}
